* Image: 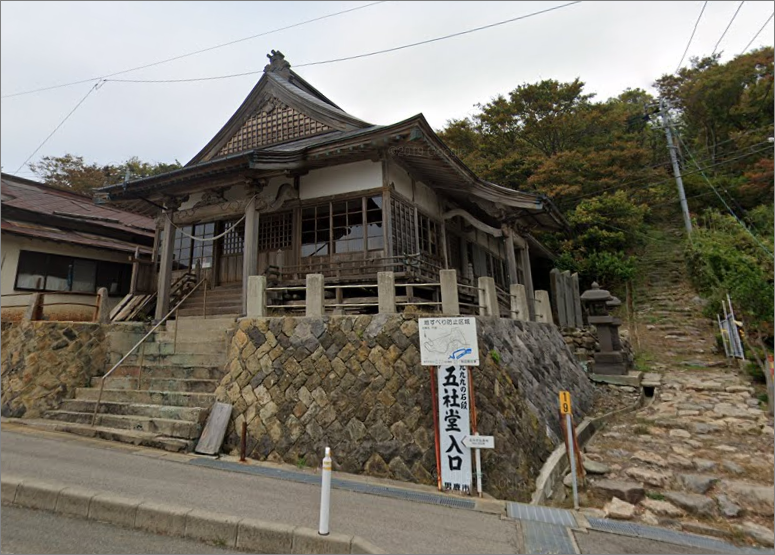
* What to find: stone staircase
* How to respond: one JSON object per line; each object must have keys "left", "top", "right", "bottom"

{"left": 42, "top": 317, "right": 236, "bottom": 452}
{"left": 177, "top": 283, "right": 242, "bottom": 318}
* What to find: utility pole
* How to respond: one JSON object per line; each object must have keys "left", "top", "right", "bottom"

{"left": 659, "top": 98, "right": 693, "bottom": 235}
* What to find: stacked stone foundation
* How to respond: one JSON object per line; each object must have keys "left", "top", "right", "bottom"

{"left": 217, "top": 314, "right": 594, "bottom": 502}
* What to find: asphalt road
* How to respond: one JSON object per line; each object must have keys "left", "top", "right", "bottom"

{"left": 1, "top": 505, "right": 241, "bottom": 554}
{"left": 573, "top": 530, "right": 730, "bottom": 555}
{"left": 1, "top": 429, "right": 520, "bottom": 554}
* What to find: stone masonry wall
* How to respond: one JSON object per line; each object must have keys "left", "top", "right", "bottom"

{"left": 562, "top": 326, "right": 635, "bottom": 369}
{"left": 1, "top": 321, "right": 108, "bottom": 418}
{"left": 216, "top": 314, "right": 594, "bottom": 502}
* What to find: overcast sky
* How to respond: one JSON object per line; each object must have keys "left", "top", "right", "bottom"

{"left": 2, "top": 1, "right": 773, "bottom": 178}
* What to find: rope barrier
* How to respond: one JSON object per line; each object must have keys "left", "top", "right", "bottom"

{"left": 164, "top": 196, "right": 255, "bottom": 242}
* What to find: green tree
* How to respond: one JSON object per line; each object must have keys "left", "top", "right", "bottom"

{"left": 28, "top": 154, "right": 182, "bottom": 194}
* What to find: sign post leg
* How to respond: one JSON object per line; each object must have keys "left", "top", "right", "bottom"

{"left": 566, "top": 413, "right": 579, "bottom": 510}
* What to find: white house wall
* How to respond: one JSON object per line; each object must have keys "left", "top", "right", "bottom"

{"left": 299, "top": 161, "right": 381, "bottom": 200}
{"left": 1, "top": 234, "right": 130, "bottom": 320}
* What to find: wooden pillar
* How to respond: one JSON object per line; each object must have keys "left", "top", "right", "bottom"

{"left": 520, "top": 245, "right": 535, "bottom": 321}
{"left": 504, "top": 227, "right": 519, "bottom": 285}
{"left": 155, "top": 212, "right": 175, "bottom": 321}
{"left": 242, "top": 197, "right": 258, "bottom": 316}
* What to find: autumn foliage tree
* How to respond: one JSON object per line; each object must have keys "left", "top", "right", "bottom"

{"left": 28, "top": 154, "right": 181, "bottom": 194}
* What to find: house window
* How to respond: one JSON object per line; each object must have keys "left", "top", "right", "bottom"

{"left": 173, "top": 222, "right": 216, "bottom": 269}
{"left": 15, "top": 250, "right": 131, "bottom": 296}
{"left": 302, "top": 195, "right": 383, "bottom": 257}
{"left": 301, "top": 205, "right": 330, "bottom": 257}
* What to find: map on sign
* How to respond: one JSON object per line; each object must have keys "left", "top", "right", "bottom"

{"left": 419, "top": 318, "right": 479, "bottom": 366}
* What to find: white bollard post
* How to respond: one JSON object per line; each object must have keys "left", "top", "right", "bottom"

{"left": 319, "top": 447, "right": 332, "bottom": 536}
{"left": 474, "top": 432, "right": 483, "bottom": 498}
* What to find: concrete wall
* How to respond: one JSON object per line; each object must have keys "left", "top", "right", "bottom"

{"left": 300, "top": 161, "right": 381, "bottom": 201}
{"left": 1, "top": 321, "right": 109, "bottom": 418}
{"left": 1, "top": 234, "right": 130, "bottom": 322}
{"left": 216, "top": 314, "right": 593, "bottom": 501}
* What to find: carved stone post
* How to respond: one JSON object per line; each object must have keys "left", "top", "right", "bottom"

{"left": 440, "top": 269, "right": 460, "bottom": 316}
{"left": 377, "top": 271, "right": 396, "bottom": 314}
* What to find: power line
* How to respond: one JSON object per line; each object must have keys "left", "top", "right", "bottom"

{"left": 294, "top": 1, "right": 582, "bottom": 68}
{"left": 105, "top": 1, "right": 584, "bottom": 84}
{"left": 558, "top": 140, "right": 774, "bottom": 206}
{"left": 740, "top": 12, "right": 774, "bottom": 54}
{"left": 676, "top": 1, "right": 708, "bottom": 73}
{"left": 676, "top": 133, "right": 773, "bottom": 256}
{"left": 1, "top": 1, "right": 386, "bottom": 99}
{"left": 712, "top": 1, "right": 745, "bottom": 55}
{"left": 14, "top": 81, "right": 105, "bottom": 174}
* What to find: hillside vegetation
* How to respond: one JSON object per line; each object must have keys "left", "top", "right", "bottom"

{"left": 438, "top": 48, "right": 773, "bottom": 354}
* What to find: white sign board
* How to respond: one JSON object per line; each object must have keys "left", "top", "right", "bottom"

{"left": 437, "top": 365, "right": 473, "bottom": 494}
{"left": 419, "top": 317, "right": 479, "bottom": 367}
{"left": 462, "top": 435, "right": 494, "bottom": 449}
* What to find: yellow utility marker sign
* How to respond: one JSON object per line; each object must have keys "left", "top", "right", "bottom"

{"left": 559, "top": 391, "right": 572, "bottom": 415}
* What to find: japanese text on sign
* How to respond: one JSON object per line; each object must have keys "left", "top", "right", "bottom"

{"left": 419, "top": 318, "right": 479, "bottom": 366}
{"left": 437, "top": 365, "right": 472, "bottom": 493}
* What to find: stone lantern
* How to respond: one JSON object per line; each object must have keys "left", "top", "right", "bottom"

{"left": 581, "top": 283, "right": 626, "bottom": 375}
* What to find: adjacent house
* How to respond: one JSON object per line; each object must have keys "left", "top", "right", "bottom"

{"left": 96, "top": 51, "right": 567, "bottom": 321}
{"left": 1, "top": 173, "right": 155, "bottom": 321}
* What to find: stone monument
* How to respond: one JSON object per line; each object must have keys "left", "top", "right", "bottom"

{"left": 581, "top": 282, "right": 627, "bottom": 375}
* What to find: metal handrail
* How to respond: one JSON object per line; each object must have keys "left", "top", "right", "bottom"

{"left": 90, "top": 276, "right": 207, "bottom": 426}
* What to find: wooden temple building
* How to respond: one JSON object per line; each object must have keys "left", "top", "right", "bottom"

{"left": 97, "top": 51, "right": 567, "bottom": 320}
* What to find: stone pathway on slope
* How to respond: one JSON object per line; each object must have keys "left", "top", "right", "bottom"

{"left": 570, "top": 227, "right": 775, "bottom": 549}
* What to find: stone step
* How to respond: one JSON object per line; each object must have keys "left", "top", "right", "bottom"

{"left": 109, "top": 365, "right": 226, "bottom": 381}
{"left": 75, "top": 388, "right": 214, "bottom": 408}
{"left": 44, "top": 410, "right": 202, "bottom": 439}
{"left": 8, "top": 419, "right": 195, "bottom": 452}
{"left": 90, "top": 376, "right": 220, "bottom": 393}
{"left": 166, "top": 317, "right": 237, "bottom": 334}
{"left": 108, "top": 352, "right": 227, "bottom": 367}
{"left": 178, "top": 306, "right": 241, "bottom": 318}
{"left": 109, "top": 340, "right": 227, "bottom": 357}
{"left": 60, "top": 399, "right": 204, "bottom": 421}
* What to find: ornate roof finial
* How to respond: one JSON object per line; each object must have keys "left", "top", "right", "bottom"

{"left": 264, "top": 50, "right": 291, "bottom": 77}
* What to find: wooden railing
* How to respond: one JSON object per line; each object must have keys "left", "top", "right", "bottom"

{"left": 1, "top": 289, "right": 108, "bottom": 322}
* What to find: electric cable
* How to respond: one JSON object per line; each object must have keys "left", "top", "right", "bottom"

{"left": 676, "top": 1, "right": 708, "bottom": 72}
{"left": 1, "top": 1, "right": 386, "bottom": 98}
{"left": 712, "top": 1, "right": 745, "bottom": 55}
{"left": 14, "top": 81, "right": 105, "bottom": 173}
{"left": 105, "top": 2, "right": 583, "bottom": 84}
{"left": 740, "top": 12, "right": 774, "bottom": 54}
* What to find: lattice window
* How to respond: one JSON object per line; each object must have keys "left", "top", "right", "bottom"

{"left": 391, "top": 196, "right": 416, "bottom": 257}
{"left": 222, "top": 220, "right": 244, "bottom": 256}
{"left": 418, "top": 212, "right": 441, "bottom": 258}
{"left": 217, "top": 103, "right": 331, "bottom": 156}
{"left": 258, "top": 212, "right": 292, "bottom": 252}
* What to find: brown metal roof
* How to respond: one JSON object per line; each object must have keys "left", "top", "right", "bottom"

{"left": 1, "top": 173, "right": 155, "bottom": 235}
{"left": 2, "top": 219, "right": 150, "bottom": 254}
